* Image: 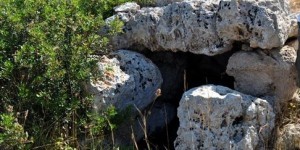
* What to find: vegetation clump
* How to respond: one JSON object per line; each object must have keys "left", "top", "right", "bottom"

{"left": 0, "top": 0, "right": 155, "bottom": 149}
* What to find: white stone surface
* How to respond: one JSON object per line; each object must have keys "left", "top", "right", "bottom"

{"left": 88, "top": 50, "right": 163, "bottom": 112}
{"left": 174, "top": 85, "right": 275, "bottom": 150}
{"left": 114, "top": 2, "right": 140, "bottom": 13}
{"left": 111, "top": 0, "right": 290, "bottom": 55}
{"left": 216, "top": 0, "right": 290, "bottom": 49}
{"left": 289, "top": 13, "right": 298, "bottom": 38}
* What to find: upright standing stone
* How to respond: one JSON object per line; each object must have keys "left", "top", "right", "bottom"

{"left": 174, "top": 85, "right": 275, "bottom": 150}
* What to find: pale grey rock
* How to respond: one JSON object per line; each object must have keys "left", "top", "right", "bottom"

{"left": 276, "top": 124, "right": 300, "bottom": 150}
{"left": 174, "top": 85, "right": 275, "bottom": 150}
{"left": 113, "top": 1, "right": 232, "bottom": 56}
{"left": 88, "top": 50, "right": 162, "bottom": 112}
{"left": 226, "top": 45, "right": 297, "bottom": 104}
{"left": 217, "top": 0, "right": 290, "bottom": 49}
{"left": 114, "top": 2, "right": 140, "bottom": 13}
{"left": 154, "top": 0, "right": 183, "bottom": 6}
{"left": 153, "top": 0, "right": 220, "bottom": 7}
{"left": 289, "top": 13, "right": 298, "bottom": 38}
{"left": 111, "top": 0, "right": 290, "bottom": 55}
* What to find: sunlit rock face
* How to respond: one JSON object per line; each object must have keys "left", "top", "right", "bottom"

{"left": 175, "top": 85, "right": 275, "bottom": 150}
{"left": 110, "top": 0, "right": 290, "bottom": 55}
{"left": 88, "top": 50, "right": 162, "bottom": 112}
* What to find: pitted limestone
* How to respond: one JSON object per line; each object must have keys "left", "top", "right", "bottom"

{"left": 174, "top": 85, "right": 275, "bottom": 150}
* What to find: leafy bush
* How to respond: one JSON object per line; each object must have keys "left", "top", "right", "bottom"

{"left": 134, "top": 0, "right": 156, "bottom": 6}
{"left": 0, "top": 110, "right": 31, "bottom": 150}
{"left": 0, "top": 0, "right": 129, "bottom": 149}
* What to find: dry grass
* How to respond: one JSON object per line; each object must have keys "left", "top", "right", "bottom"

{"left": 291, "top": 0, "right": 300, "bottom": 13}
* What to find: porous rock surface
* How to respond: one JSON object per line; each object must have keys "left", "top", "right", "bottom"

{"left": 288, "top": 13, "right": 298, "bottom": 38}
{"left": 111, "top": 0, "right": 290, "bottom": 55}
{"left": 174, "top": 85, "right": 275, "bottom": 150}
{"left": 226, "top": 45, "right": 297, "bottom": 104}
{"left": 154, "top": 0, "right": 183, "bottom": 6}
{"left": 216, "top": 0, "right": 290, "bottom": 49}
{"left": 114, "top": 2, "right": 140, "bottom": 13}
{"left": 87, "top": 50, "right": 162, "bottom": 112}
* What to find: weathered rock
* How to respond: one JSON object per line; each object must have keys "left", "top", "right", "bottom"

{"left": 114, "top": 2, "right": 140, "bottom": 13}
{"left": 217, "top": 0, "right": 290, "bottom": 49}
{"left": 226, "top": 45, "right": 297, "bottom": 104}
{"left": 112, "top": 1, "right": 230, "bottom": 56}
{"left": 111, "top": 0, "right": 290, "bottom": 55}
{"left": 288, "top": 13, "right": 298, "bottom": 38}
{"left": 174, "top": 85, "right": 275, "bottom": 150}
{"left": 154, "top": 0, "right": 183, "bottom": 7}
{"left": 87, "top": 50, "right": 163, "bottom": 112}
{"left": 276, "top": 124, "right": 300, "bottom": 150}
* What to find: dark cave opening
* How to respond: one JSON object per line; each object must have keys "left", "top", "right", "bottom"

{"left": 185, "top": 51, "right": 235, "bottom": 90}
{"left": 137, "top": 46, "right": 238, "bottom": 149}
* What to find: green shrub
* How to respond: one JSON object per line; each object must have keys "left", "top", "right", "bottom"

{"left": 0, "top": 0, "right": 127, "bottom": 149}
{"left": 134, "top": 0, "right": 156, "bottom": 7}
{"left": 0, "top": 110, "right": 31, "bottom": 150}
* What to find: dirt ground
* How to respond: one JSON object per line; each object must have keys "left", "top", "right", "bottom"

{"left": 291, "top": 0, "right": 300, "bottom": 13}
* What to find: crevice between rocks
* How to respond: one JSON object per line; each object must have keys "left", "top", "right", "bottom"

{"left": 134, "top": 42, "right": 243, "bottom": 149}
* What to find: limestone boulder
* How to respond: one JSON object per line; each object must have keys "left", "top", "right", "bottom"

{"left": 152, "top": 0, "right": 183, "bottom": 7}
{"left": 87, "top": 50, "right": 163, "bottom": 112}
{"left": 174, "top": 85, "right": 275, "bottom": 150}
{"left": 110, "top": 0, "right": 290, "bottom": 55}
{"left": 226, "top": 45, "right": 297, "bottom": 104}
{"left": 114, "top": 2, "right": 140, "bottom": 13}
{"left": 217, "top": 0, "right": 290, "bottom": 49}
{"left": 288, "top": 13, "right": 298, "bottom": 38}
{"left": 112, "top": 1, "right": 229, "bottom": 56}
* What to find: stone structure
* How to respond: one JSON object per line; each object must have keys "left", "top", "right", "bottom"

{"left": 227, "top": 45, "right": 297, "bottom": 104}
{"left": 175, "top": 85, "right": 275, "bottom": 150}
{"left": 89, "top": 0, "right": 299, "bottom": 149}
{"left": 87, "top": 50, "right": 162, "bottom": 112}
{"left": 110, "top": 0, "right": 290, "bottom": 55}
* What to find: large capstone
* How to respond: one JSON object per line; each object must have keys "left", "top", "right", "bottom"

{"left": 174, "top": 85, "right": 275, "bottom": 150}
{"left": 110, "top": 0, "right": 290, "bottom": 55}
{"left": 87, "top": 50, "right": 163, "bottom": 112}
{"left": 226, "top": 45, "right": 297, "bottom": 104}
{"left": 216, "top": 0, "right": 290, "bottom": 49}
